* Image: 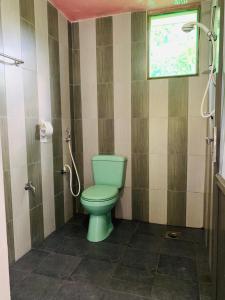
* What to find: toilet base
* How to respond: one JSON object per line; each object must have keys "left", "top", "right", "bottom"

{"left": 87, "top": 212, "right": 113, "bottom": 242}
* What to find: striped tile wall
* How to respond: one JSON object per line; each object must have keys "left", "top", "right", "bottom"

{"left": 0, "top": 0, "right": 73, "bottom": 262}
{"left": 74, "top": 1, "right": 209, "bottom": 228}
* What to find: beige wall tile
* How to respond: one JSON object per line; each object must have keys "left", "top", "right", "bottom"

{"left": 1, "top": 0, "right": 21, "bottom": 57}
{"left": 79, "top": 20, "right": 99, "bottom": 187}
{"left": 149, "top": 189, "right": 167, "bottom": 225}
{"left": 149, "top": 79, "right": 168, "bottom": 118}
{"left": 113, "top": 13, "right": 131, "bottom": 194}
{"left": 149, "top": 118, "right": 168, "bottom": 155}
{"left": 79, "top": 20, "right": 98, "bottom": 119}
{"left": 186, "top": 192, "right": 204, "bottom": 228}
{"left": 188, "top": 75, "right": 209, "bottom": 117}
{"left": 149, "top": 154, "right": 167, "bottom": 190}
{"left": 188, "top": 117, "right": 207, "bottom": 155}
{"left": 115, "top": 187, "right": 132, "bottom": 220}
{"left": 13, "top": 212, "right": 31, "bottom": 260}
{"left": 187, "top": 155, "right": 206, "bottom": 193}
{"left": 82, "top": 119, "right": 98, "bottom": 186}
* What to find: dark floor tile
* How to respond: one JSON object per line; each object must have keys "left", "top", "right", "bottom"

{"left": 9, "top": 269, "right": 29, "bottom": 290}
{"left": 160, "top": 239, "right": 196, "bottom": 259}
{"left": 199, "top": 283, "right": 213, "bottom": 300}
{"left": 112, "top": 264, "right": 154, "bottom": 285}
{"left": 11, "top": 249, "right": 49, "bottom": 272}
{"left": 121, "top": 248, "right": 159, "bottom": 274}
{"left": 68, "top": 214, "right": 89, "bottom": 226}
{"left": 11, "top": 273, "right": 61, "bottom": 300}
{"left": 57, "top": 222, "right": 88, "bottom": 239}
{"left": 158, "top": 254, "right": 197, "bottom": 282}
{"left": 196, "top": 258, "right": 212, "bottom": 284}
{"left": 102, "top": 289, "right": 147, "bottom": 300}
{"left": 37, "top": 232, "right": 63, "bottom": 252}
{"left": 166, "top": 226, "right": 204, "bottom": 244}
{"left": 56, "top": 236, "right": 91, "bottom": 257}
{"left": 137, "top": 222, "right": 167, "bottom": 237}
{"left": 113, "top": 219, "right": 139, "bottom": 233}
{"left": 105, "top": 227, "right": 134, "bottom": 245}
{"left": 86, "top": 241, "right": 126, "bottom": 263}
{"left": 54, "top": 279, "right": 104, "bottom": 300}
{"left": 105, "top": 277, "right": 152, "bottom": 298}
{"left": 70, "top": 258, "right": 115, "bottom": 285}
{"left": 35, "top": 252, "right": 82, "bottom": 279}
{"left": 150, "top": 274, "right": 199, "bottom": 300}
{"left": 129, "top": 233, "right": 162, "bottom": 253}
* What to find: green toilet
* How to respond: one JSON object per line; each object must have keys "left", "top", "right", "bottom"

{"left": 80, "top": 155, "right": 127, "bottom": 242}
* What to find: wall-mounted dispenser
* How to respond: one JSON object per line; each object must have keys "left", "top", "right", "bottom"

{"left": 39, "top": 121, "right": 53, "bottom": 143}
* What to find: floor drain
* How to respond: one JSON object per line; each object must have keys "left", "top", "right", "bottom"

{"left": 165, "top": 231, "right": 181, "bottom": 239}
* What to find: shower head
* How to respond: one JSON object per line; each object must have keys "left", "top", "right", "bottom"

{"left": 182, "top": 21, "right": 210, "bottom": 34}
{"left": 182, "top": 21, "right": 217, "bottom": 41}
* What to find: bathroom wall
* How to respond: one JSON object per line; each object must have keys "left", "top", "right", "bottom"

{"left": 71, "top": 1, "right": 210, "bottom": 227}
{"left": 0, "top": 0, "right": 73, "bottom": 263}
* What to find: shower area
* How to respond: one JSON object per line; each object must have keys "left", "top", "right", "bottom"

{"left": 0, "top": 0, "right": 224, "bottom": 299}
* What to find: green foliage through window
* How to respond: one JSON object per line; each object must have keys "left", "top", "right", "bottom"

{"left": 148, "top": 10, "right": 199, "bottom": 78}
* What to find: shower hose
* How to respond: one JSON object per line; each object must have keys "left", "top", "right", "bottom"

{"left": 201, "top": 37, "right": 216, "bottom": 119}
{"left": 64, "top": 140, "right": 81, "bottom": 197}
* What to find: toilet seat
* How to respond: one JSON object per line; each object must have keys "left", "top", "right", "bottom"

{"left": 82, "top": 185, "right": 118, "bottom": 202}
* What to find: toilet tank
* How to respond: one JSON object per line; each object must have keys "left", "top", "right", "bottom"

{"left": 92, "top": 155, "right": 127, "bottom": 188}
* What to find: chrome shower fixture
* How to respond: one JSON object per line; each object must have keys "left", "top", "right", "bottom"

{"left": 182, "top": 21, "right": 217, "bottom": 41}
{"left": 65, "top": 128, "right": 71, "bottom": 142}
{"left": 182, "top": 21, "right": 217, "bottom": 119}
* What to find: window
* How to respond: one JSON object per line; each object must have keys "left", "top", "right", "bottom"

{"left": 148, "top": 9, "right": 199, "bottom": 79}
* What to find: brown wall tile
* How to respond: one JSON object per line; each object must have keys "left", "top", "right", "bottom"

{"left": 96, "top": 17, "right": 113, "bottom": 46}
{"left": 19, "top": 0, "right": 35, "bottom": 24}
{"left": 98, "top": 119, "right": 114, "bottom": 154}
{"left": 168, "top": 78, "right": 188, "bottom": 118}
{"left": 132, "top": 118, "right": 149, "bottom": 153}
{"left": 132, "top": 188, "right": 149, "bottom": 222}
{"left": 97, "top": 46, "right": 113, "bottom": 83}
{"left": 131, "top": 80, "right": 149, "bottom": 118}
{"left": 30, "top": 204, "right": 44, "bottom": 247}
{"left": 47, "top": 2, "right": 58, "bottom": 40}
{"left": 132, "top": 154, "right": 149, "bottom": 189}
{"left": 97, "top": 83, "right": 114, "bottom": 118}
{"left": 131, "top": 12, "right": 146, "bottom": 43}
{"left": 167, "top": 191, "right": 186, "bottom": 226}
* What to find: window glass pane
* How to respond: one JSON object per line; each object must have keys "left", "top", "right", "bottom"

{"left": 149, "top": 10, "right": 198, "bottom": 78}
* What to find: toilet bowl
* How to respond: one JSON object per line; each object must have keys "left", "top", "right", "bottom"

{"left": 80, "top": 155, "right": 127, "bottom": 242}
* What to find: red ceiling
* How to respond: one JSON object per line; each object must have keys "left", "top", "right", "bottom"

{"left": 50, "top": 0, "right": 200, "bottom": 22}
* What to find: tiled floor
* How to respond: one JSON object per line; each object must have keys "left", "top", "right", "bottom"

{"left": 10, "top": 215, "right": 212, "bottom": 300}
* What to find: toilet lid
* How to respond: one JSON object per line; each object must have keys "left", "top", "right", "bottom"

{"left": 82, "top": 185, "right": 118, "bottom": 201}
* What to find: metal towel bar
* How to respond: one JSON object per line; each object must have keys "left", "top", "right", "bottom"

{"left": 0, "top": 52, "right": 24, "bottom": 66}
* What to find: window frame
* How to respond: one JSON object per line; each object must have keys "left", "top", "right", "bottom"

{"left": 147, "top": 7, "right": 200, "bottom": 80}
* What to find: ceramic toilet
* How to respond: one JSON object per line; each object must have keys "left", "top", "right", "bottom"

{"left": 80, "top": 155, "right": 127, "bottom": 242}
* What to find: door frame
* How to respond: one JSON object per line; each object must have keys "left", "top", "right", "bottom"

{"left": 211, "top": 0, "right": 224, "bottom": 298}
{"left": 0, "top": 126, "right": 11, "bottom": 299}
